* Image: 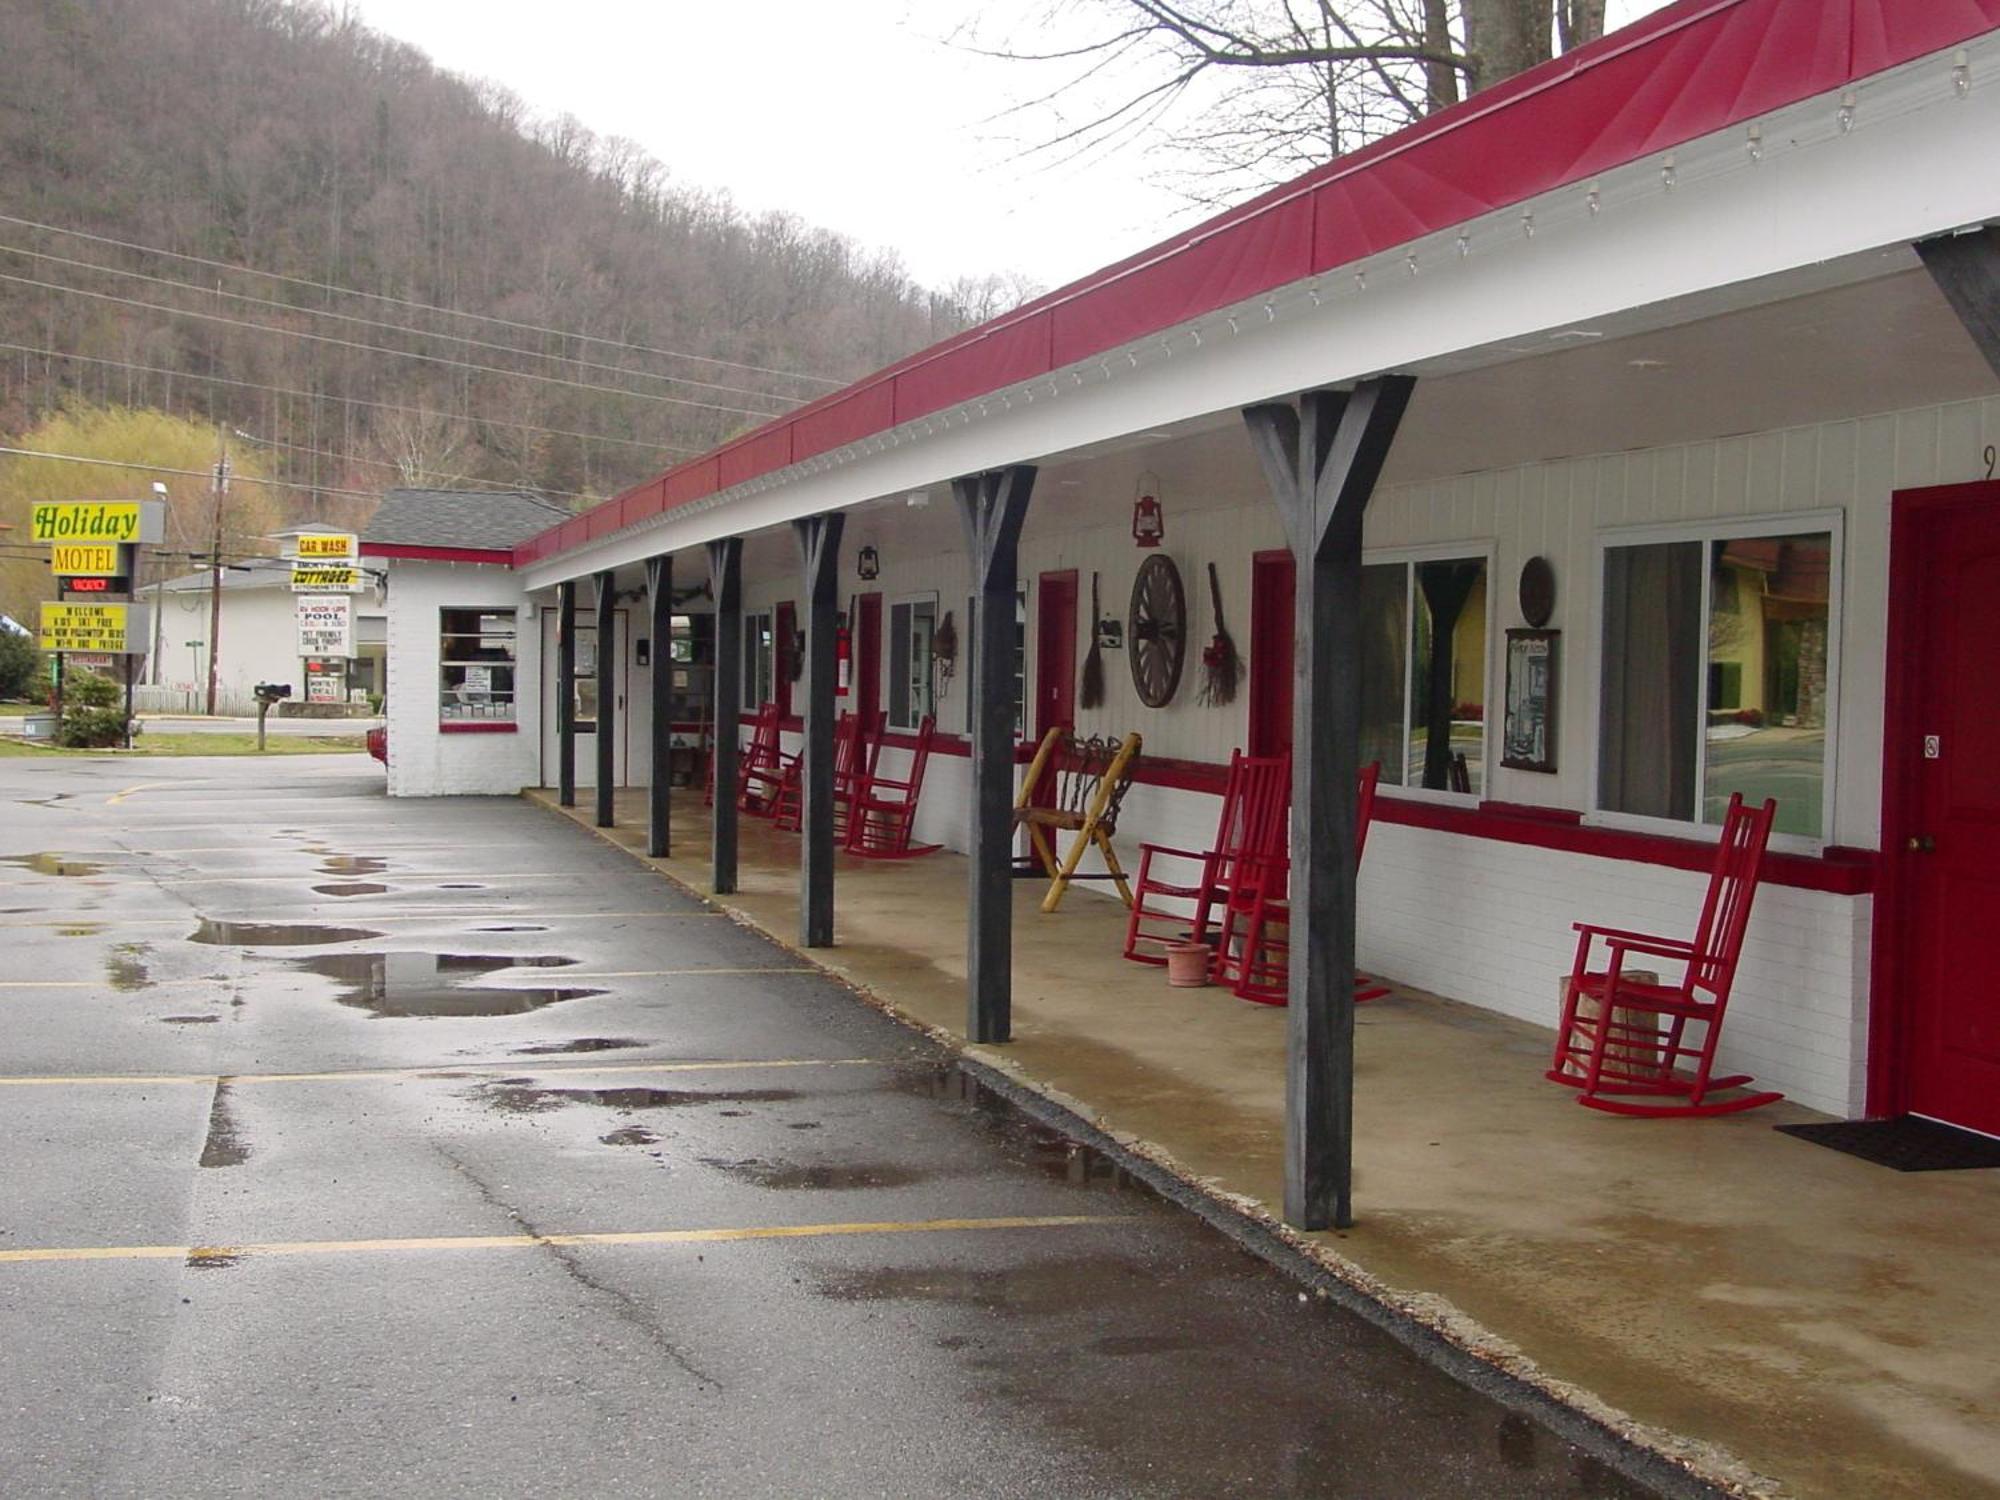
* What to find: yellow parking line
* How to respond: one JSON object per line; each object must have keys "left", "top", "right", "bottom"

{"left": 0, "top": 1214, "right": 1126, "bottom": 1266}
{"left": 107, "top": 781, "right": 199, "bottom": 805}
{"left": 0, "top": 1056, "right": 887, "bottom": 1088}
{"left": 0, "top": 966, "right": 799, "bottom": 990}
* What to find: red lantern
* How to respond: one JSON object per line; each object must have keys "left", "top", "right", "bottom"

{"left": 1131, "top": 490, "right": 1164, "bottom": 548}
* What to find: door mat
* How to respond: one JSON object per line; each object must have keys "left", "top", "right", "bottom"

{"left": 1775, "top": 1115, "right": 2000, "bottom": 1171}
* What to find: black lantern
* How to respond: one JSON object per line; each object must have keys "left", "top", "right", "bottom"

{"left": 856, "top": 544, "right": 881, "bottom": 581}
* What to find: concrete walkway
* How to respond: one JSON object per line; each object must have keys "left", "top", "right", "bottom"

{"left": 532, "top": 785, "right": 2000, "bottom": 1500}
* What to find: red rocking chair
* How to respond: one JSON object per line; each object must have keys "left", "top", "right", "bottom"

{"left": 771, "top": 710, "right": 877, "bottom": 834}
{"left": 1122, "top": 749, "right": 1290, "bottom": 964}
{"left": 734, "top": 702, "right": 791, "bottom": 816}
{"left": 845, "top": 716, "right": 940, "bottom": 859}
{"left": 1547, "top": 793, "right": 1782, "bottom": 1117}
{"left": 709, "top": 701, "right": 783, "bottom": 810}
{"left": 1216, "top": 762, "right": 1381, "bottom": 1006}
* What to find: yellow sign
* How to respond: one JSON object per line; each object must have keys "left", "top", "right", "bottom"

{"left": 51, "top": 544, "right": 122, "bottom": 576}
{"left": 29, "top": 501, "right": 162, "bottom": 544}
{"left": 294, "top": 532, "right": 357, "bottom": 560}
{"left": 38, "top": 602, "right": 148, "bottom": 654}
{"left": 290, "top": 561, "right": 364, "bottom": 593}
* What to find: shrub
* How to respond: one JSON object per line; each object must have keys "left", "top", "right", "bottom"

{"left": 0, "top": 630, "right": 42, "bottom": 701}
{"left": 57, "top": 669, "right": 130, "bottom": 748}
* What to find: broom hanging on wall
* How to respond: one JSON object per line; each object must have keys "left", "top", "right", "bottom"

{"left": 1079, "top": 571, "right": 1106, "bottom": 709}
{"left": 1198, "top": 562, "right": 1239, "bottom": 706}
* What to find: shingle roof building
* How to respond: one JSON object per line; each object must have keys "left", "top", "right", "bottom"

{"left": 363, "top": 489, "right": 569, "bottom": 551}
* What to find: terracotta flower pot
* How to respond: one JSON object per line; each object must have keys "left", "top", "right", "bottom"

{"left": 1165, "top": 940, "right": 1211, "bottom": 988}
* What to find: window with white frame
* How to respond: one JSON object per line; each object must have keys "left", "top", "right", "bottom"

{"left": 962, "top": 586, "right": 1028, "bottom": 737}
{"left": 439, "top": 608, "right": 517, "bottom": 721}
{"left": 1597, "top": 522, "right": 1834, "bottom": 840}
{"left": 888, "top": 594, "right": 937, "bottom": 730}
{"left": 1359, "top": 555, "right": 1490, "bottom": 794}
{"left": 742, "top": 610, "right": 773, "bottom": 707}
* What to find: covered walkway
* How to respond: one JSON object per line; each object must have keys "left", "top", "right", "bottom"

{"left": 533, "top": 784, "right": 2000, "bottom": 1500}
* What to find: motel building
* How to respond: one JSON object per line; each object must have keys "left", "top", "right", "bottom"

{"left": 361, "top": 4, "right": 2000, "bottom": 1478}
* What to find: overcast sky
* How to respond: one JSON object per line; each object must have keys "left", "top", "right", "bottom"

{"left": 346, "top": 1, "right": 1672, "bottom": 295}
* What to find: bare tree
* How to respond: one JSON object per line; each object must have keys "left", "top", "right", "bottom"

{"left": 964, "top": 1, "right": 1612, "bottom": 205}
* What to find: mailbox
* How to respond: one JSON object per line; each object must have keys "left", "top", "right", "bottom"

{"left": 254, "top": 683, "right": 294, "bottom": 705}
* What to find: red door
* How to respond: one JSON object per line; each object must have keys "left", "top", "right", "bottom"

{"left": 1249, "top": 551, "right": 1294, "bottom": 757}
{"left": 855, "top": 593, "right": 882, "bottom": 730}
{"left": 1894, "top": 485, "right": 2000, "bottom": 1136}
{"left": 1035, "top": 571, "right": 1078, "bottom": 741}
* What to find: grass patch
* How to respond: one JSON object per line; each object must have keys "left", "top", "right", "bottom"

{"left": 0, "top": 702, "right": 38, "bottom": 717}
{"left": 0, "top": 733, "right": 365, "bottom": 757}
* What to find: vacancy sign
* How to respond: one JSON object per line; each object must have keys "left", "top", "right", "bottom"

{"left": 39, "top": 602, "right": 151, "bottom": 654}
{"left": 296, "top": 595, "right": 354, "bottom": 657}
{"left": 30, "top": 500, "right": 165, "bottom": 545}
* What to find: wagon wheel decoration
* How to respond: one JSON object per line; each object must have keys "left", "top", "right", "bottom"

{"left": 1127, "top": 553, "right": 1187, "bottom": 708}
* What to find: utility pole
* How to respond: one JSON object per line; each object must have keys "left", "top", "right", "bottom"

{"left": 204, "top": 437, "right": 229, "bottom": 717}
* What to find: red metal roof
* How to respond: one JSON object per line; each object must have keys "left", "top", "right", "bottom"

{"left": 516, "top": 0, "right": 2000, "bottom": 570}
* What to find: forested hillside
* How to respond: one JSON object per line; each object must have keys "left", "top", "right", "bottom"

{"left": 0, "top": 0, "right": 993, "bottom": 528}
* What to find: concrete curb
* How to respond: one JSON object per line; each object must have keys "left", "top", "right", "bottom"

{"left": 532, "top": 793, "right": 1782, "bottom": 1500}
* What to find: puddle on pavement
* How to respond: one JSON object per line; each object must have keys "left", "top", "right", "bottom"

{"left": 815, "top": 1255, "right": 1157, "bottom": 1312}
{"left": 58, "top": 924, "right": 103, "bottom": 938}
{"left": 474, "top": 924, "right": 547, "bottom": 934}
{"left": 317, "top": 855, "right": 386, "bottom": 876}
{"left": 191, "top": 919, "right": 381, "bottom": 946}
{"left": 162, "top": 1015, "right": 220, "bottom": 1025}
{"left": 199, "top": 1083, "right": 248, "bottom": 1168}
{"left": 437, "top": 882, "right": 484, "bottom": 890}
{"left": 510, "top": 1037, "right": 644, "bottom": 1055}
{"left": 313, "top": 882, "right": 388, "bottom": 898}
{"left": 1, "top": 852, "right": 104, "bottom": 877}
{"left": 701, "top": 1157, "right": 930, "bottom": 1191}
{"left": 291, "top": 952, "right": 597, "bottom": 1018}
{"left": 476, "top": 1081, "right": 798, "bottom": 1114}
{"left": 601, "top": 1126, "right": 660, "bottom": 1147}
{"left": 106, "top": 942, "right": 152, "bottom": 991}
{"left": 185, "top": 1250, "right": 240, "bottom": 1270}
{"left": 897, "top": 1062, "right": 1156, "bottom": 1194}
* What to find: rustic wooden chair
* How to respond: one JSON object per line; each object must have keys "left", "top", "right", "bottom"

{"left": 1547, "top": 793, "right": 1782, "bottom": 1116}
{"left": 846, "top": 715, "right": 940, "bottom": 859}
{"left": 733, "top": 702, "right": 790, "bottom": 816}
{"left": 1122, "top": 749, "right": 1290, "bottom": 964}
{"left": 771, "top": 710, "right": 876, "bottom": 834}
{"left": 1217, "top": 762, "right": 1381, "bottom": 1006}
{"left": 1012, "top": 727, "right": 1143, "bottom": 913}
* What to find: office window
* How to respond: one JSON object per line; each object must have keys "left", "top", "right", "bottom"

{"left": 743, "top": 610, "right": 774, "bottom": 707}
{"left": 439, "top": 608, "right": 516, "bottom": 721}
{"left": 1599, "top": 528, "right": 1832, "bottom": 838}
{"left": 888, "top": 595, "right": 937, "bottom": 730}
{"left": 1359, "top": 557, "right": 1489, "bottom": 794}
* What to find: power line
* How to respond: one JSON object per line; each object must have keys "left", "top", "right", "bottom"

{"left": 0, "top": 272, "right": 787, "bottom": 418}
{"left": 0, "top": 442, "right": 487, "bottom": 504}
{"left": 0, "top": 242, "right": 804, "bottom": 408}
{"left": 216, "top": 425, "right": 591, "bottom": 501}
{"left": 0, "top": 340, "right": 695, "bottom": 455}
{"left": 0, "top": 212, "right": 846, "bottom": 389}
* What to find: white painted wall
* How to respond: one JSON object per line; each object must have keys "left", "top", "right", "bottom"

{"left": 712, "top": 390, "right": 2000, "bottom": 1115}
{"left": 141, "top": 582, "right": 386, "bottom": 716}
{"left": 382, "top": 560, "right": 539, "bottom": 797}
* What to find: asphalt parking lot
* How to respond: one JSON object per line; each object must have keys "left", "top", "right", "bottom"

{"left": 0, "top": 752, "right": 1694, "bottom": 1498}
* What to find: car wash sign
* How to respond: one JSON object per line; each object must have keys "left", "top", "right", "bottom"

{"left": 288, "top": 532, "right": 364, "bottom": 592}
{"left": 30, "top": 500, "right": 165, "bottom": 545}
{"left": 295, "top": 594, "right": 353, "bottom": 657}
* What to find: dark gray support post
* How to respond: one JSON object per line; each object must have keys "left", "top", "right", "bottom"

{"left": 594, "top": 569, "right": 616, "bottom": 828}
{"left": 793, "top": 512, "right": 845, "bottom": 948}
{"left": 954, "top": 466, "right": 1037, "bottom": 1044}
{"left": 556, "top": 579, "right": 577, "bottom": 808}
{"left": 1243, "top": 376, "right": 1415, "bottom": 1232}
{"left": 645, "top": 554, "right": 673, "bottom": 858}
{"left": 1917, "top": 226, "right": 2000, "bottom": 378}
{"left": 707, "top": 537, "right": 743, "bottom": 895}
